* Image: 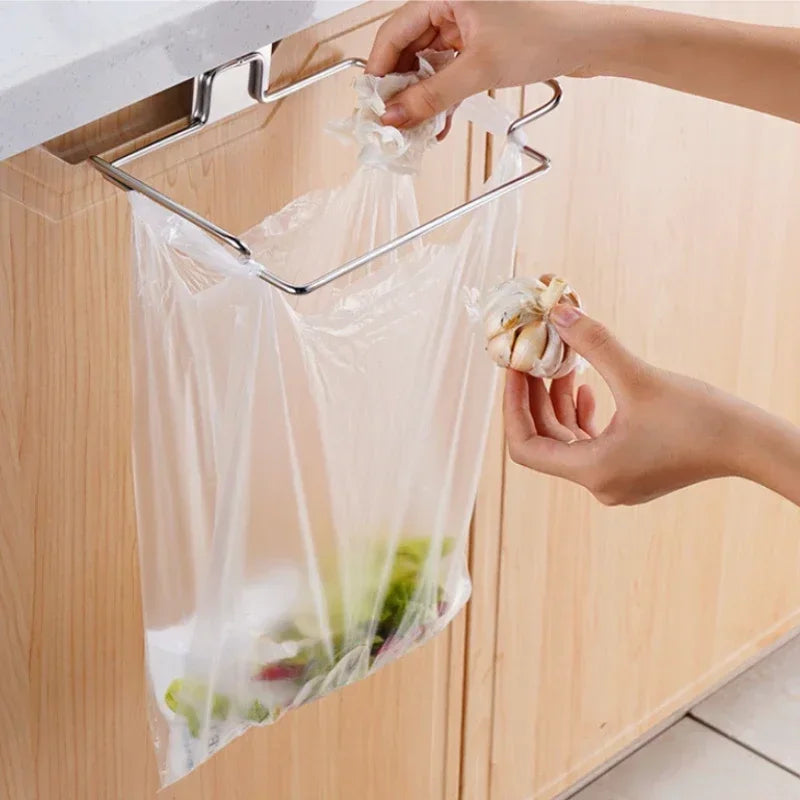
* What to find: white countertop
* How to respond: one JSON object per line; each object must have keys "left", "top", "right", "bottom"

{"left": 0, "top": 0, "right": 363, "bottom": 161}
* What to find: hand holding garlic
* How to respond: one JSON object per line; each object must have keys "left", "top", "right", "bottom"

{"left": 483, "top": 274, "right": 582, "bottom": 378}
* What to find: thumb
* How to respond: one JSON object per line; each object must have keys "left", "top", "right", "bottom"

{"left": 550, "top": 304, "right": 641, "bottom": 396}
{"left": 381, "top": 54, "right": 485, "bottom": 128}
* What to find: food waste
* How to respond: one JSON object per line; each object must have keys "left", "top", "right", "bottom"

{"left": 164, "top": 536, "right": 454, "bottom": 736}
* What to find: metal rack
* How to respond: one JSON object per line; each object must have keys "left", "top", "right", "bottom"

{"left": 91, "top": 50, "right": 562, "bottom": 296}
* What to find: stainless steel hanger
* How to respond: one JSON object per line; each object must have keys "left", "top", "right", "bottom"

{"left": 91, "top": 50, "right": 561, "bottom": 295}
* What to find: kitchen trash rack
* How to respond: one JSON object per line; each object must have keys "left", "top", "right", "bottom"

{"left": 91, "top": 51, "right": 562, "bottom": 296}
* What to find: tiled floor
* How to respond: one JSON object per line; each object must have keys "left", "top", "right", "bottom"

{"left": 692, "top": 634, "right": 800, "bottom": 776}
{"left": 570, "top": 634, "right": 800, "bottom": 799}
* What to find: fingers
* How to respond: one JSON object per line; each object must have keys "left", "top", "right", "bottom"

{"left": 576, "top": 384, "right": 600, "bottom": 438}
{"left": 504, "top": 405, "right": 595, "bottom": 480}
{"left": 368, "top": 2, "right": 478, "bottom": 129}
{"left": 528, "top": 376, "right": 576, "bottom": 443}
{"left": 550, "top": 305, "right": 643, "bottom": 398}
{"left": 436, "top": 108, "right": 456, "bottom": 141}
{"left": 507, "top": 431, "right": 587, "bottom": 475}
{"left": 503, "top": 369, "right": 536, "bottom": 444}
{"left": 380, "top": 53, "right": 486, "bottom": 128}
{"left": 504, "top": 369, "right": 600, "bottom": 482}
{"left": 550, "top": 372, "right": 590, "bottom": 440}
{"left": 367, "top": 3, "right": 440, "bottom": 76}
{"left": 393, "top": 27, "right": 441, "bottom": 74}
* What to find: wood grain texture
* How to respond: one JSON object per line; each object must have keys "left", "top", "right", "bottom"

{"left": 0, "top": 188, "right": 37, "bottom": 800}
{"left": 6, "top": 3, "right": 800, "bottom": 799}
{"left": 486, "top": 3, "right": 800, "bottom": 799}
{"left": 458, "top": 86, "right": 523, "bottom": 800}
{"left": 0, "top": 4, "right": 472, "bottom": 799}
{"left": 41, "top": 82, "right": 193, "bottom": 165}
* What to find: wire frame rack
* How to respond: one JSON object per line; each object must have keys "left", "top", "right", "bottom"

{"left": 91, "top": 51, "right": 562, "bottom": 296}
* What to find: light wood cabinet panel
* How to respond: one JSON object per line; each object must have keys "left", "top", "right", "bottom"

{"left": 5, "top": 3, "right": 800, "bottom": 800}
{"left": 459, "top": 85, "right": 525, "bottom": 800}
{"left": 480, "top": 3, "right": 800, "bottom": 799}
{"left": 0, "top": 5, "right": 481, "bottom": 799}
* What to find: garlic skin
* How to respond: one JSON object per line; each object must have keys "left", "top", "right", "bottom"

{"left": 486, "top": 333, "right": 513, "bottom": 368}
{"left": 508, "top": 320, "right": 548, "bottom": 373}
{"left": 482, "top": 274, "right": 582, "bottom": 379}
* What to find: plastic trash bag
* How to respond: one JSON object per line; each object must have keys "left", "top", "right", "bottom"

{"left": 129, "top": 60, "right": 524, "bottom": 786}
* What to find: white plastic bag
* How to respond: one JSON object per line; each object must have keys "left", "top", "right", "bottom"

{"left": 130, "top": 64, "right": 523, "bottom": 785}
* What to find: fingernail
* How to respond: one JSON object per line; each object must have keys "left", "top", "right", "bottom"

{"left": 381, "top": 104, "right": 408, "bottom": 127}
{"left": 551, "top": 304, "right": 582, "bottom": 327}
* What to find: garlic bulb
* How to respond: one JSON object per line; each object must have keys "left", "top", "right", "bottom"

{"left": 482, "top": 274, "right": 582, "bottom": 379}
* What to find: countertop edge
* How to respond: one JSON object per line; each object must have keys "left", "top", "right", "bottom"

{"left": 1, "top": 1, "right": 365, "bottom": 162}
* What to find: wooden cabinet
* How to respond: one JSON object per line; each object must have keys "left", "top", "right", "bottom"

{"left": 1, "top": 3, "right": 799, "bottom": 800}
{"left": 461, "top": 4, "right": 800, "bottom": 799}
{"left": 0, "top": 6, "right": 471, "bottom": 799}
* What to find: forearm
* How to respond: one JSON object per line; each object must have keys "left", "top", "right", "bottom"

{"left": 727, "top": 405, "right": 800, "bottom": 507}
{"left": 595, "top": 5, "right": 800, "bottom": 123}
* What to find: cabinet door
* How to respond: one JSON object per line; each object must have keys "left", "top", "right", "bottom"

{"left": 468, "top": 3, "right": 800, "bottom": 799}
{"left": 0, "top": 5, "right": 482, "bottom": 799}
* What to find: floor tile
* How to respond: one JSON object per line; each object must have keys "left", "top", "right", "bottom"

{"left": 571, "top": 718, "right": 800, "bottom": 799}
{"left": 692, "top": 634, "right": 800, "bottom": 774}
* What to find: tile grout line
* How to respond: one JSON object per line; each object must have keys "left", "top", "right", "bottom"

{"left": 687, "top": 712, "right": 800, "bottom": 781}
{"left": 559, "top": 712, "right": 800, "bottom": 800}
{"left": 553, "top": 625, "right": 800, "bottom": 800}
